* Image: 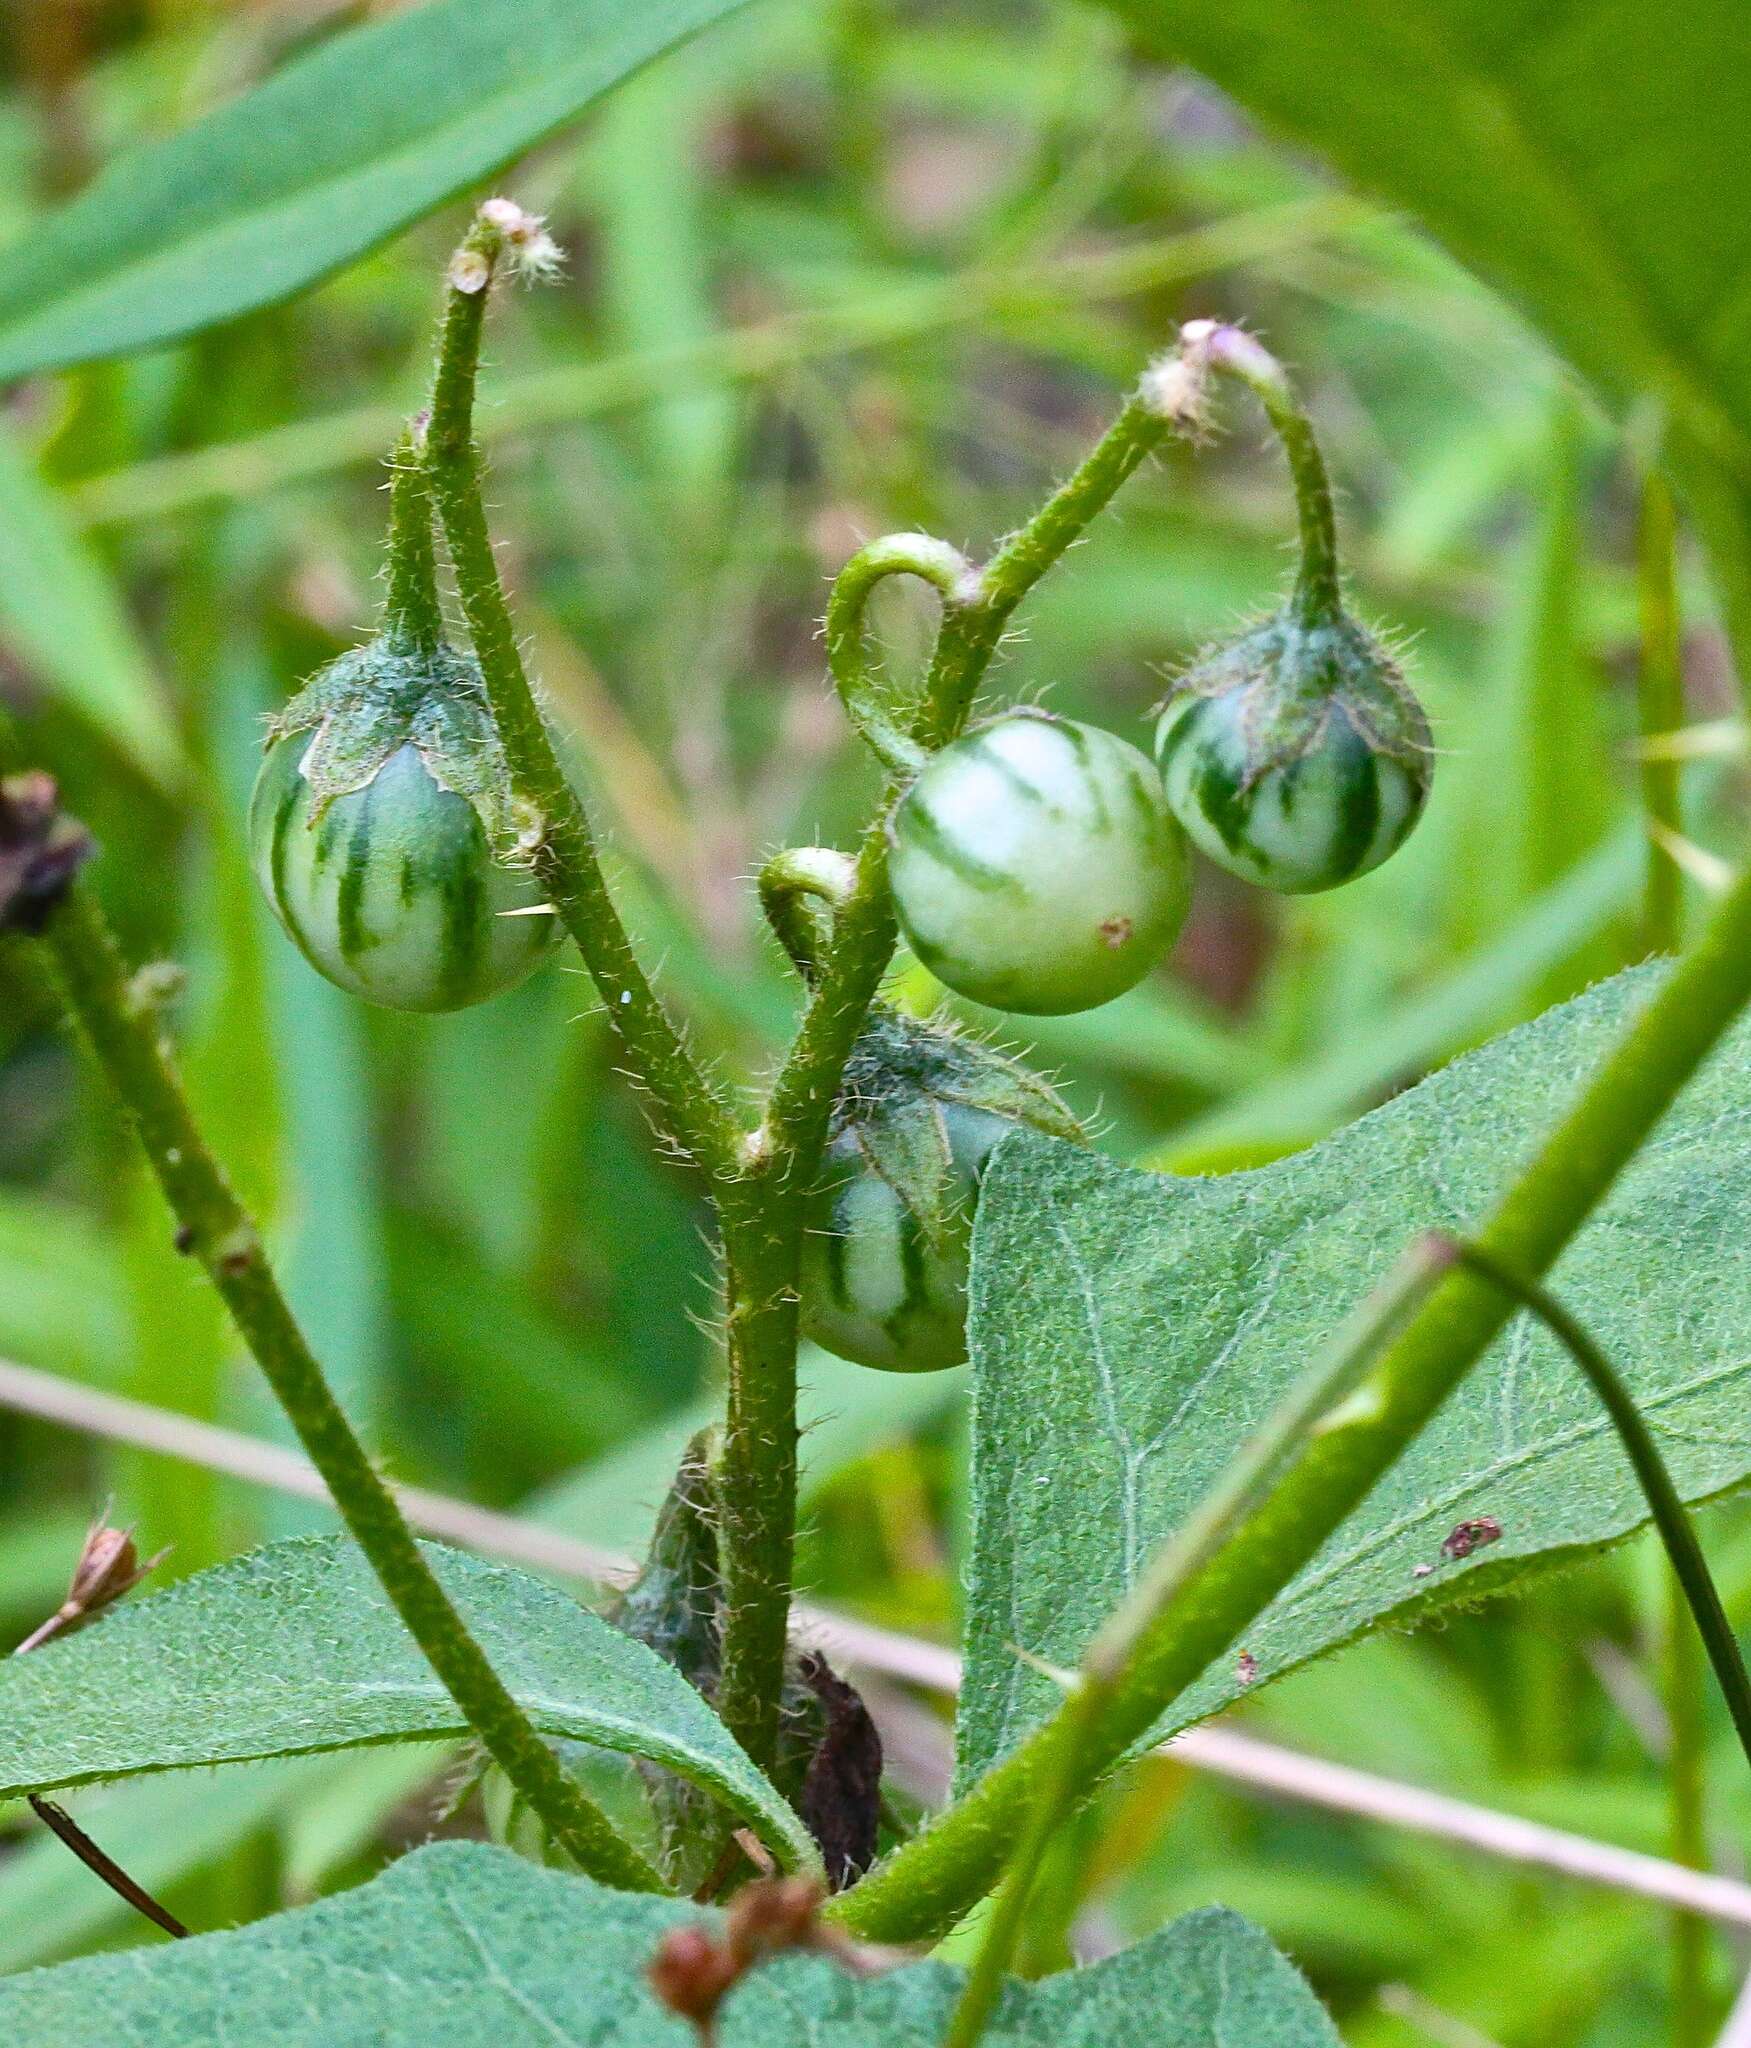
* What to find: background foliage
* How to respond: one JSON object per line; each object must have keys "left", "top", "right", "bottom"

{"left": 0, "top": 1, "right": 1746, "bottom": 2042}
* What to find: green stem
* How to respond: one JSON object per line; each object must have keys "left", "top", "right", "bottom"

{"left": 1439, "top": 1238, "right": 1751, "bottom": 1785}
{"left": 941, "top": 1689, "right": 1098, "bottom": 2048}
{"left": 1442, "top": 1239, "right": 1751, "bottom": 1772}
{"left": 1195, "top": 322, "right": 1341, "bottom": 627}
{"left": 1637, "top": 465, "right": 1685, "bottom": 955}
{"left": 915, "top": 390, "right": 1175, "bottom": 747}
{"left": 17, "top": 876, "right": 662, "bottom": 1893}
{"left": 420, "top": 211, "right": 740, "bottom": 1185}
{"left": 757, "top": 846, "right": 858, "bottom": 982}
{"left": 761, "top": 377, "right": 1178, "bottom": 1187}
{"left": 710, "top": 376, "right": 1183, "bottom": 1763}
{"left": 382, "top": 430, "right": 444, "bottom": 655}
{"left": 823, "top": 533, "right": 972, "bottom": 778}
{"left": 1441, "top": 1235, "right": 1734, "bottom": 2048}
{"left": 709, "top": 1174, "right": 805, "bottom": 1769}
{"left": 1667, "top": 1574, "right": 1711, "bottom": 2048}
{"left": 0, "top": 707, "right": 662, "bottom": 1892}
{"left": 831, "top": 857, "right": 1751, "bottom": 1943}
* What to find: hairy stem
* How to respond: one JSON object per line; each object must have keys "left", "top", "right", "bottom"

{"left": 823, "top": 533, "right": 971, "bottom": 777}
{"left": 832, "top": 860, "right": 1751, "bottom": 1943}
{"left": 382, "top": 429, "right": 444, "bottom": 655}
{"left": 761, "top": 380, "right": 1178, "bottom": 1185}
{"left": 756, "top": 846, "right": 858, "bottom": 982}
{"left": 15, "top": 853, "right": 662, "bottom": 1893}
{"left": 915, "top": 390, "right": 1176, "bottom": 747}
{"left": 1188, "top": 321, "right": 1341, "bottom": 627}
{"left": 421, "top": 212, "right": 739, "bottom": 1183}
{"left": 708, "top": 378, "right": 1184, "bottom": 1762}
{"left": 709, "top": 1176, "right": 806, "bottom": 1769}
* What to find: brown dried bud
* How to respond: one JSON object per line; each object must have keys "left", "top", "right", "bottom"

{"left": 13, "top": 1519, "right": 166, "bottom": 1656}
{"left": 645, "top": 1878, "right": 829, "bottom": 2038}
{"left": 69, "top": 1526, "right": 146, "bottom": 1613}
{"left": 648, "top": 1923, "right": 737, "bottom": 2035}
{"left": 0, "top": 772, "right": 93, "bottom": 936}
{"left": 724, "top": 1875, "right": 827, "bottom": 1968}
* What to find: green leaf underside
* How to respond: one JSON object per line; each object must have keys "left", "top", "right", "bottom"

{"left": 960, "top": 964, "right": 1751, "bottom": 1782}
{"left": 1108, "top": 1, "right": 1751, "bottom": 463}
{"left": 0, "top": 0, "right": 755, "bottom": 381}
{"left": 1099, "top": 0, "right": 1751, "bottom": 664}
{"left": 0, "top": 1841, "right": 1340, "bottom": 2045}
{"left": 0, "top": 1536, "right": 813, "bottom": 1871}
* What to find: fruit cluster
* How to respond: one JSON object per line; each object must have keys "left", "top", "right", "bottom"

{"left": 247, "top": 319, "right": 1431, "bottom": 1372}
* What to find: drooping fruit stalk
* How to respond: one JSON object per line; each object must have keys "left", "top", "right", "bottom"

{"left": 1153, "top": 323, "right": 1432, "bottom": 896}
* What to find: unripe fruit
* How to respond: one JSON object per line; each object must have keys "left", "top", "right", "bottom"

{"left": 887, "top": 712, "right": 1189, "bottom": 1016}
{"left": 1156, "top": 607, "right": 1431, "bottom": 895}
{"left": 800, "top": 1009, "right": 1081, "bottom": 1372}
{"left": 804, "top": 1100, "right": 1005, "bottom": 1374}
{"left": 249, "top": 634, "right": 558, "bottom": 1013}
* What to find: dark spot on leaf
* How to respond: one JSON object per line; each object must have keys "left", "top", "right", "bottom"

{"left": 1440, "top": 1515, "right": 1503, "bottom": 1562}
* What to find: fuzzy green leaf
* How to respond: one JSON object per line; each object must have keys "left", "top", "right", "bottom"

{"left": 960, "top": 965, "right": 1751, "bottom": 1780}
{"left": 0, "top": 1536, "right": 814, "bottom": 1872}
{"left": 0, "top": 1840, "right": 1340, "bottom": 2044}
{"left": 0, "top": 0, "right": 753, "bottom": 382}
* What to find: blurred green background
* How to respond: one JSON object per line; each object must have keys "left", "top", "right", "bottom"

{"left": 1, "top": 2, "right": 1746, "bottom": 2041}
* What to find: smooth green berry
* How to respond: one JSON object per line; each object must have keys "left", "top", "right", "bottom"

{"left": 887, "top": 712, "right": 1189, "bottom": 1016}
{"left": 1156, "top": 608, "right": 1431, "bottom": 895}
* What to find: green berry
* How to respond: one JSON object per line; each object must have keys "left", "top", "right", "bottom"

{"left": 249, "top": 634, "right": 558, "bottom": 1013}
{"left": 1156, "top": 608, "right": 1431, "bottom": 895}
{"left": 887, "top": 712, "right": 1189, "bottom": 1016}
{"left": 799, "top": 1009, "right": 1080, "bottom": 1372}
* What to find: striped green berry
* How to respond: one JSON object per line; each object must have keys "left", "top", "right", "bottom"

{"left": 1156, "top": 607, "right": 1431, "bottom": 895}
{"left": 800, "top": 1009, "right": 1081, "bottom": 1372}
{"left": 249, "top": 634, "right": 558, "bottom": 1013}
{"left": 887, "top": 713, "right": 1189, "bottom": 1016}
{"left": 802, "top": 1104, "right": 1000, "bottom": 1373}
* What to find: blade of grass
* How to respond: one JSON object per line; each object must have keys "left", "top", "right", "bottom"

{"left": 67, "top": 197, "right": 1368, "bottom": 529}
{"left": 1638, "top": 464, "right": 1687, "bottom": 954}
{"left": 0, "top": 419, "right": 181, "bottom": 786}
